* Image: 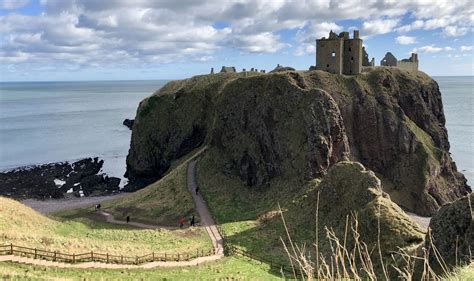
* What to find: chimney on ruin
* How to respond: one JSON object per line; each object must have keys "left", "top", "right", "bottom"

{"left": 353, "top": 30, "right": 360, "bottom": 39}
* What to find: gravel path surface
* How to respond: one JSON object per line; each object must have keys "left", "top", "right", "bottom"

{"left": 406, "top": 212, "right": 431, "bottom": 230}
{"left": 187, "top": 159, "right": 224, "bottom": 255}
{"left": 21, "top": 193, "right": 128, "bottom": 214}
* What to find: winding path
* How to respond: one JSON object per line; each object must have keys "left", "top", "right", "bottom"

{"left": 1, "top": 155, "right": 225, "bottom": 269}
{"left": 187, "top": 160, "right": 224, "bottom": 255}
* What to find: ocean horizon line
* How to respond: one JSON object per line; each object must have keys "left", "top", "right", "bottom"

{"left": 1, "top": 75, "right": 473, "bottom": 84}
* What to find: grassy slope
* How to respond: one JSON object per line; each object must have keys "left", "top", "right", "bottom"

{"left": 0, "top": 197, "right": 211, "bottom": 256}
{"left": 0, "top": 257, "right": 282, "bottom": 280}
{"left": 99, "top": 148, "right": 204, "bottom": 226}
{"left": 1, "top": 259, "right": 471, "bottom": 280}
{"left": 196, "top": 148, "right": 318, "bottom": 265}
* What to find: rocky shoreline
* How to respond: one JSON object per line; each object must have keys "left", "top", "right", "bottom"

{"left": 0, "top": 158, "right": 121, "bottom": 200}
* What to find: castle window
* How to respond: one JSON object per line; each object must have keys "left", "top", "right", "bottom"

{"left": 331, "top": 52, "right": 336, "bottom": 57}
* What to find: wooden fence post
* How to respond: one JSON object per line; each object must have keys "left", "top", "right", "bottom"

{"left": 91, "top": 251, "right": 94, "bottom": 262}
{"left": 10, "top": 243, "right": 13, "bottom": 255}
{"left": 34, "top": 248, "right": 37, "bottom": 259}
{"left": 121, "top": 255, "right": 123, "bottom": 264}
{"left": 73, "top": 253, "right": 75, "bottom": 263}
{"left": 196, "top": 249, "right": 199, "bottom": 258}
{"left": 106, "top": 253, "right": 109, "bottom": 263}
{"left": 135, "top": 255, "right": 138, "bottom": 265}
{"left": 53, "top": 251, "right": 57, "bottom": 262}
{"left": 178, "top": 254, "right": 180, "bottom": 261}
{"left": 165, "top": 253, "right": 167, "bottom": 262}
{"left": 152, "top": 252, "right": 154, "bottom": 261}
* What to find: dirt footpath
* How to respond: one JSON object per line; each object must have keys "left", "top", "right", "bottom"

{"left": 21, "top": 193, "right": 128, "bottom": 214}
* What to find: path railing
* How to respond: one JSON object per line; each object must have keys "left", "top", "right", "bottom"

{"left": 0, "top": 243, "right": 215, "bottom": 265}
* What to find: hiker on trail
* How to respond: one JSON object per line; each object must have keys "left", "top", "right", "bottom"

{"left": 195, "top": 185, "right": 199, "bottom": 195}
{"left": 179, "top": 217, "right": 185, "bottom": 228}
{"left": 96, "top": 203, "right": 101, "bottom": 211}
{"left": 126, "top": 215, "right": 130, "bottom": 224}
{"left": 190, "top": 215, "right": 195, "bottom": 227}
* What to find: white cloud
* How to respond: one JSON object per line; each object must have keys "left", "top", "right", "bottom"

{"left": 0, "top": 0, "right": 473, "bottom": 74}
{"left": 395, "top": 35, "right": 416, "bottom": 45}
{"left": 294, "top": 21, "right": 343, "bottom": 56}
{"left": 232, "top": 32, "right": 287, "bottom": 53}
{"left": 443, "top": 26, "right": 468, "bottom": 37}
{"left": 0, "top": 0, "right": 29, "bottom": 9}
{"left": 411, "top": 45, "right": 455, "bottom": 54}
{"left": 460, "top": 45, "right": 473, "bottom": 52}
{"left": 362, "top": 19, "right": 400, "bottom": 37}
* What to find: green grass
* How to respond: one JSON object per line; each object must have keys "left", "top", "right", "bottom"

{"left": 196, "top": 148, "right": 317, "bottom": 266}
{"left": 444, "top": 263, "right": 474, "bottom": 280}
{"left": 0, "top": 257, "right": 283, "bottom": 280}
{"left": 0, "top": 197, "right": 212, "bottom": 257}
{"left": 98, "top": 149, "right": 201, "bottom": 226}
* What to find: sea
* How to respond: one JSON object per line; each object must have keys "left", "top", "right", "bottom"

{"left": 0, "top": 80, "right": 167, "bottom": 186}
{"left": 0, "top": 77, "right": 473, "bottom": 186}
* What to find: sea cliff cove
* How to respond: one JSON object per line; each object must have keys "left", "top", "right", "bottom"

{"left": 0, "top": 2, "right": 472, "bottom": 280}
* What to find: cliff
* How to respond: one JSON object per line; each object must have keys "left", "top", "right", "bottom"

{"left": 126, "top": 68, "right": 470, "bottom": 216}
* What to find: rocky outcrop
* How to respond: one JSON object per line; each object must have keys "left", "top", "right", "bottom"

{"left": 428, "top": 193, "right": 473, "bottom": 266}
{"left": 315, "top": 162, "right": 425, "bottom": 256}
{"left": 212, "top": 73, "right": 349, "bottom": 186}
{"left": 123, "top": 119, "right": 134, "bottom": 130}
{"left": 126, "top": 68, "right": 470, "bottom": 215}
{"left": 0, "top": 158, "right": 120, "bottom": 199}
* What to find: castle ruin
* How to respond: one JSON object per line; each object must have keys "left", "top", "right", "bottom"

{"left": 381, "top": 52, "right": 419, "bottom": 72}
{"left": 315, "top": 30, "right": 367, "bottom": 75}
{"left": 316, "top": 30, "right": 418, "bottom": 75}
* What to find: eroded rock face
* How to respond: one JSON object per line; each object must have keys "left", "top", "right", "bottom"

{"left": 428, "top": 193, "right": 473, "bottom": 266}
{"left": 212, "top": 73, "right": 349, "bottom": 186}
{"left": 126, "top": 68, "right": 470, "bottom": 215}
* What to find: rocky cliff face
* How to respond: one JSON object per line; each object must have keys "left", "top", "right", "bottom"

{"left": 126, "top": 68, "right": 470, "bottom": 215}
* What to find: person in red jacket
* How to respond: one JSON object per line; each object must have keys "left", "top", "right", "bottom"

{"left": 179, "top": 217, "right": 185, "bottom": 228}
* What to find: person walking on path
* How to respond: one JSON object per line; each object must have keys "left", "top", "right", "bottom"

{"left": 95, "top": 203, "right": 101, "bottom": 211}
{"left": 126, "top": 215, "right": 130, "bottom": 224}
{"left": 195, "top": 185, "right": 199, "bottom": 195}
{"left": 190, "top": 215, "right": 195, "bottom": 227}
{"left": 179, "top": 217, "right": 185, "bottom": 228}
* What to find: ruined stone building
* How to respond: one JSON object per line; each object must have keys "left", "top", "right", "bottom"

{"left": 315, "top": 30, "right": 372, "bottom": 75}
{"left": 315, "top": 30, "right": 418, "bottom": 75}
{"left": 381, "top": 52, "right": 418, "bottom": 71}
{"left": 220, "top": 66, "right": 236, "bottom": 73}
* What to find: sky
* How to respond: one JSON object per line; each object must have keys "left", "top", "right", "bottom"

{"left": 0, "top": 0, "right": 473, "bottom": 81}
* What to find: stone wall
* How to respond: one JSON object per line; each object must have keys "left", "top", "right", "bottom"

{"left": 342, "top": 39, "right": 362, "bottom": 75}
{"left": 396, "top": 60, "right": 418, "bottom": 71}
{"left": 316, "top": 38, "right": 344, "bottom": 74}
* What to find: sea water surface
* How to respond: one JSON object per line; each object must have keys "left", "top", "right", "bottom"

{"left": 0, "top": 80, "right": 167, "bottom": 185}
{"left": 0, "top": 77, "right": 473, "bottom": 186}
{"left": 435, "top": 76, "right": 474, "bottom": 185}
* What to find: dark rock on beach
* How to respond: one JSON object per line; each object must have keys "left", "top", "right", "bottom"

{"left": 0, "top": 157, "right": 120, "bottom": 200}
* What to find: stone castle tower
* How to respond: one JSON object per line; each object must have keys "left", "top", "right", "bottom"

{"left": 315, "top": 30, "right": 363, "bottom": 75}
